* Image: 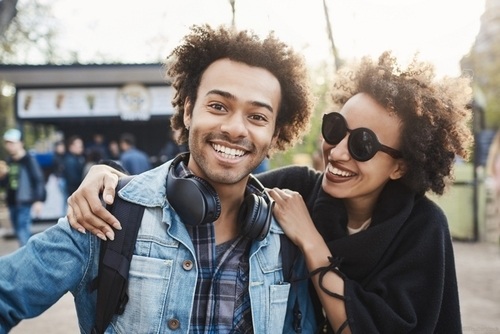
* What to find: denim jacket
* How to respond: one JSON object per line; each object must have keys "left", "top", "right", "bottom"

{"left": 0, "top": 160, "right": 317, "bottom": 334}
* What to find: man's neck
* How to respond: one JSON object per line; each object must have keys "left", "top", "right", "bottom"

{"left": 11, "top": 149, "right": 27, "bottom": 161}
{"left": 213, "top": 185, "right": 247, "bottom": 244}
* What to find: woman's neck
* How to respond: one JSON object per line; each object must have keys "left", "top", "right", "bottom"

{"left": 343, "top": 198, "right": 375, "bottom": 229}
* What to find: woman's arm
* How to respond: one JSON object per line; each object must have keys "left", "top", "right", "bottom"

{"left": 268, "top": 188, "right": 351, "bottom": 334}
{"left": 67, "top": 164, "right": 125, "bottom": 240}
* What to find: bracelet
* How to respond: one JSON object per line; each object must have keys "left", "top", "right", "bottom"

{"left": 310, "top": 256, "right": 349, "bottom": 334}
{"left": 309, "top": 256, "right": 346, "bottom": 300}
{"left": 337, "top": 319, "right": 349, "bottom": 334}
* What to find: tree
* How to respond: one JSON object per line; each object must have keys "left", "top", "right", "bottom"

{"left": 322, "top": 0, "right": 342, "bottom": 70}
{"left": 0, "top": 0, "right": 62, "bottom": 64}
{"left": 461, "top": 0, "right": 500, "bottom": 128}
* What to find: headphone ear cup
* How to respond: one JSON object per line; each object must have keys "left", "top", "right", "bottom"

{"left": 166, "top": 164, "right": 221, "bottom": 225}
{"left": 187, "top": 175, "right": 221, "bottom": 225}
{"left": 238, "top": 193, "right": 273, "bottom": 241}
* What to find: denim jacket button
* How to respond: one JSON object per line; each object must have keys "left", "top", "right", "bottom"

{"left": 182, "top": 260, "right": 193, "bottom": 271}
{"left": 168, "top": 318, "right": 180, "bottom": 329}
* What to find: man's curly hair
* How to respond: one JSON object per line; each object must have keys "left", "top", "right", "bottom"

{"left": 164, "top": 24, "right": 314, "bottom": 154}
{"left": 330, "top": 51, "right": 473, "bottom": 195}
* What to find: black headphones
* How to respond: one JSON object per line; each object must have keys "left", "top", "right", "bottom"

{"left": 166, "top": 153, "right": 274, "bottom": 241}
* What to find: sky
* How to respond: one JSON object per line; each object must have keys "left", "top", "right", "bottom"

{"left": 50, "top": 0, "right": 486, "bottom": 78}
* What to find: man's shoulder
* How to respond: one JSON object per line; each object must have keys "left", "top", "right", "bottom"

{"left": 118, "top": 165, "right": 169, "bottom": 206}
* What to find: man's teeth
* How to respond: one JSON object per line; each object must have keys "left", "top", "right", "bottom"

{"left": 213, "top": 144, "right": 245, "bottom": 158}
{"left": 328, "top": 165, "right": 354, "bottom": 177}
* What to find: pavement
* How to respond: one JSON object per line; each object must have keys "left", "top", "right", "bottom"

{"left": 1, "top": 220, "right": 499, "bottom": 333}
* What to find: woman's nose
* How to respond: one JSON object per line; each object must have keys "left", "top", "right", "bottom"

{"left": 326, "top": 135, "right": 351, "bottom": 161}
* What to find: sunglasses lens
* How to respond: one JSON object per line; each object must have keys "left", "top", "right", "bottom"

{"left": 349, "top": 129, "right": 377, "bottom": 161}
{"left": 322, "top": 113, "right": 346, "bottom": 145}
{"left": 323, "top": 113, "right": 396, "bottom": 162}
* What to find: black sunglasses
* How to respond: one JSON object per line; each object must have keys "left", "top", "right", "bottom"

{"left": 321, "top": 112, "right": 403, "bottom": 162}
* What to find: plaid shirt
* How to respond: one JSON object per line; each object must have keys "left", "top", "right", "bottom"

{"left": 176, "top": 162, "right": 253, "bottom": 333}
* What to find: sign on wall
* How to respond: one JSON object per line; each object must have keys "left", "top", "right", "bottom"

{"left": 16, "top": 84, "right": 174, "bottom": 121}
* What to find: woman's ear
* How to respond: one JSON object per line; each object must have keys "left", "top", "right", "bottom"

{"left": 389, "top": 159, "right": 407, "bottom": 180}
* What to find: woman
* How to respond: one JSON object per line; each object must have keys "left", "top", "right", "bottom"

{"left": 263, "top": 52, "right": 472, "bottom": 333}
{"left": 67, "top": 52, "right": 473, "bottom": 333}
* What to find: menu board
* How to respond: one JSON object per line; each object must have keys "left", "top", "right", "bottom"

{"left": 16, "top": 84, "right": 174, "bottom": 121}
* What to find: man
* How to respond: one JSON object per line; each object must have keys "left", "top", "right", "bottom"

{"left": 157, "top": 127, "right": 188, "bottom": 164}
{"left": 0, "top": 25, "right": 316, "bottom": 333}
{"left": 86, "top": 133, "right": 110, "bottom": 161}
{"left": 0, "top": 128, "right": 45, "bottom": 246}
{"left": 63, "top": 135, "right": 86, "bottom": 196}
{"left": 118, "top": 132, "right": 151, "bottom": 174}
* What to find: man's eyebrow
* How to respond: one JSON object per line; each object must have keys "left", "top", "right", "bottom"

{"left": 206, "top": 89, "right": 274, "bottom": 113}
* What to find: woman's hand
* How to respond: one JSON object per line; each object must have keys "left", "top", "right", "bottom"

{"left": 67, "top": 164, "right": 125, "bottom": 240}
{"left": 267, "top": 187, "right": 322, "bottom": 251}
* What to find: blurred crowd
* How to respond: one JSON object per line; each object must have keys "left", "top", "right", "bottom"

{"left": 0, "top": 129, "right": 187, "bottom": 245}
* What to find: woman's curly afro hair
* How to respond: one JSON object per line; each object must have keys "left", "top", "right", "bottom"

{"left": 164, "top": 24, "right": 315, "bottom": 154}
{"left": 330, "top": 51, "right": 474, "bottom": 195}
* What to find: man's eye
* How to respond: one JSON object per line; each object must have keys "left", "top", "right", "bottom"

{"left": 208, "top": 103, "right": 225, "bottom": 111}
{"left": 250, "top": 114, "right": 267, "bottom": 122}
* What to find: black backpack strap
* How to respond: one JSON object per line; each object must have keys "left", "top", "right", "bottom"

{"left": 91, "top": 175, "right": 145, "bottom": 334}
{"left": 280, "top": 233, "right": 303, "bottom": 333}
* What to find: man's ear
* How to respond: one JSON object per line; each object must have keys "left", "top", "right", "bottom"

{"left": 183, "top": 98, "right": 192, "bottom": 129}
{"left": 271, "top": 129, "right": 280, "bottom": 147}
{"left": 389, "top": 159, "right": 407, "bottom": 180}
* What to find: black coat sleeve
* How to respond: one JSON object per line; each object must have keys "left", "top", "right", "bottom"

{"left": 256, "top": 165, "right": 321, "bottom": 201}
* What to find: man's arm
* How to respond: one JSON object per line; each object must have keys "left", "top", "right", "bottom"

{"left": 67, "top": 164, "right": 125, "bottom": 240}
{"left": 0, "top": 220, "right": 97, "bottom": 331}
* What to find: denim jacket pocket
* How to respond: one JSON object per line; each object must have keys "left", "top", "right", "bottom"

{"left": 110, "top": 255, "right": 173, "bottom": 333}
{"left": 268, "top": 283, "right": 291, "bottom": 332}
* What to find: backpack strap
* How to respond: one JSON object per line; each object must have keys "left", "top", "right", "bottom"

{"left": 91, "top": 175, "right": 145, "bottom": 334}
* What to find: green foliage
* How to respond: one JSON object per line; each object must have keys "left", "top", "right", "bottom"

{"left": 270, "top": 61, "right": 335, "bottom": 169}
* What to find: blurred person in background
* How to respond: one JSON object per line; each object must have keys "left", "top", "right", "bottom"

{"left": 107, "top": 139, "right": 121, "bottom": 161}
{"left": 157, "top": 128, "right": 188, "bottom": 164}
{"left": 0, "top": 128, "right": 46, "bottom": 246}
{"left": 119, "top": 132, "right": 151, "bottom": 174}
{"left": 86, "top": 133, "right": 110, "bottom": 161}
{"left": 51, "top": 140, "right": 67, "bottom": 212}
{"left": 63, "top": 135, "right": 85, "bottom": 197}
{"left": 83, "top": 147, "right": 103, "bottom": 177}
